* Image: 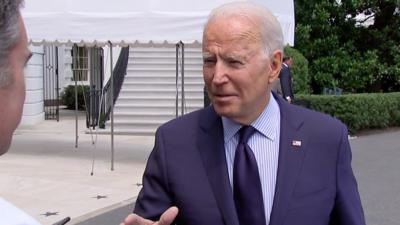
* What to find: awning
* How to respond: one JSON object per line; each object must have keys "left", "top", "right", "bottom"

{"left": 21, "top": 0, "right": 295, "bottom": 46}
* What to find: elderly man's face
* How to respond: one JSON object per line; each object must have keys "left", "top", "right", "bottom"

{"left": 203, "top": 16, "right": 281, "bottom": 124}
{"left": 0, "top": 15, "right": 30, "bottom": 155}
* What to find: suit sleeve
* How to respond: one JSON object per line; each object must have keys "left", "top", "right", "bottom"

{"left": 330, "top": 125, "right": 366, "bottom": 225}
{"left": 134, "top": 127, "right": 173, "bottom": 221}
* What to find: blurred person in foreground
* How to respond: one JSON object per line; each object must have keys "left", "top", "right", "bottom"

{"left": 0, "top": 0, "right": 40, "bottom": 224}
{"left": 121, "top": 2, "right": 366, "bottom": 225}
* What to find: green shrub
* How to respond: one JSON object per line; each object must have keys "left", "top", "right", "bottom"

{"left": 296, "top": 92, "right": 400, "bottom": 134}
{"left": 61, "top": 85, "right": 89, "bottom": 110}
{"left": 99, "top": 113, "right": 106, "bottom": 129}
{"left": 284, "top": 45, "right": 311, "bottom": 94}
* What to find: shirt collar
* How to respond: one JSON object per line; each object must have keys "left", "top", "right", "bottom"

{"left": 222, "top": 92, "right": 280, "bottom": 143}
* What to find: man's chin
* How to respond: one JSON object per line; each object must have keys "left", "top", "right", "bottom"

{"left": 213, "top": 105, "right": 235, "bottom": 118}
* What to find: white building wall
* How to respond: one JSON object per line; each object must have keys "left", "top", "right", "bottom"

{"left": 58, "top": 46, "right": 74, "bottom": 92}
{"left": 21, "top": 45, "right": 45, "bottom": 125}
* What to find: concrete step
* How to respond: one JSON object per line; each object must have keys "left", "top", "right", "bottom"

{"left": 130, "top": 47, "right": 201, "bottom": 52}
{"left": 113, "top": 112, "right": 176, "bottom": 121}
{"left": 127, "top": 66, "right": 201, "bottom": 72}
{"left": 127, "top": 62, "right": 201, "bottom": 68}
{"left": 121, "top": 82, "right": 203, "bottom": 90}
{"left": 123, "top": 75, "right": 204, "bottom": 83}
{"left": 113, "top": 104, "right": 202, "bottom": 114}
{"left": 129, "top": 57, "right": 203, "bottom": 64}
{"left": 109, "top": 45, "right": 204, "bottom": 136}
{"left": 104, "top": 120, "right": 169, "bottom": 135}
{"left": 115, "top": 96, "right": 203, "bottom": 106}
{"left": 103, "top": 123, "right": 159, "bottom": 135}
{"left": 129, "top": 51, "right": 201, "bottom": 58}
{"left": 125, "top": 73, "right": 203, "bottom": 78}
{"left": 119, "top": 89, "right": 205, "bottom": 98}
{"left": 125, "top": 71, "right": 203, "bottom": 76}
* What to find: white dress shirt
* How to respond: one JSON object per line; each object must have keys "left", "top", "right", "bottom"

{"left": 222, "top": 92, "right": 281, "bottom": 224}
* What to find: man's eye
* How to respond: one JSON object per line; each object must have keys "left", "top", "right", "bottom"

{"left": 203, "top": 58, "right": 216, "bottom": 64}
{"left": 229, "top": 60, "right": 243, "bottom": 65}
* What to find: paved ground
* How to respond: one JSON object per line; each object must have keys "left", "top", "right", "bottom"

{"left": 0, "top": 110, "right": 153, "bottom": 225}
{"left": 351, "top": 128, "right": 400, "bottom": 225}
{"left": 1, "top": 109, "right": 399, "bottom": 225}
{"left": 74, "top": 199, "right": 134, "bottom": 225}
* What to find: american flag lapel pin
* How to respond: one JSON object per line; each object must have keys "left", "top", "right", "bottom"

{"left": 292, "top": 140, "right": 302, "bottom": 147}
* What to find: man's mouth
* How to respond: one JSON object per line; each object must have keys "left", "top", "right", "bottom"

{"left": 213, "top": 93, "right": 237, "bottom": 101}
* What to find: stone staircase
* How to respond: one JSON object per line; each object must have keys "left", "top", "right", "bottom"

{"left": 105, "top": 44, "right": 204, "bottom": 135}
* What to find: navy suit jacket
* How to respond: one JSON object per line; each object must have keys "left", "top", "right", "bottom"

{"left": 134, "top": 94, "right": 366, "bottom": 225}
{"left": 279, "top": 64, "right": 294, "bottom": 100}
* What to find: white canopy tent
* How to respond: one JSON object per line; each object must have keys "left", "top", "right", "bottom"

{"left": 22, "top": 0, "right": 294, "bottom": 45}
{"left": 21, "top": 0, "right": 294, "bottom": 170}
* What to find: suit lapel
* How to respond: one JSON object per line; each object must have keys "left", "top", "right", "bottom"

{"left": 197, "top": 106, "right": 239, "bottom": 225}
{"left": 269, "top": 95, "right": 308, "bottom": 225}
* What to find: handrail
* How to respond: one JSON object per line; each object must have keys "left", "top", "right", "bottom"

{"left": 103, "top": 46, "right": 130, "bottom": 121}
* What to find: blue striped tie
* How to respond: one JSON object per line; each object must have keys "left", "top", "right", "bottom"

{"left": 233, "top": 125, "right": 266, "bottom": 225}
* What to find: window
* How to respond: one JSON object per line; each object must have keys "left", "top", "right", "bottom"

{"left": 71, "top": 45, "right": 88, "bottom": 81}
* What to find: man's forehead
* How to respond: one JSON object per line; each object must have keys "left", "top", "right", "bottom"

{"left": 202, "top": 41, "right": 268, "bottom": 65}
{"left": 203, "top": 23, "right": 261, "bottom": 51}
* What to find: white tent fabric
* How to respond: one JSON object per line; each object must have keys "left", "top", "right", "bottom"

{"left": 21, "top": 0, "right": 294, "bottom": 46}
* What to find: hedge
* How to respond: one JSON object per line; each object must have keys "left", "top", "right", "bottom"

{"left": 295, "top": 92, "right": 400, "bottom": 134}
{"left": 61, "top": 85, "right": 89, "bottom": 110}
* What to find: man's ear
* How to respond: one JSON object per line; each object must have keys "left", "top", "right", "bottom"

{"left": 268, "top": 50, "right": 283, "bottom": 84}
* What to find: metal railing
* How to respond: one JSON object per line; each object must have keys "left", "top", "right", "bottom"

{"left": 43, "top": 46, "right": 60, "bottom": 121}
{"left": 84, "top": 46, "right": 129, "bottom": 128}
{"left": 84, "top": 47, "right": 104, "bottom": 128}
{"left": 103, "top": 46, "right": 130, "bottom": 121}
{"left": 85, "top": 87, "right": 103, "bottom": 128}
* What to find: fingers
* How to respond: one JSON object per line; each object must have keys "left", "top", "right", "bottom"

{"left": 158, "top": 206, "right": 179, "bottom": 225}
{"left": 121, "top": 213, "right": 154, "bottom": 225}
{"left": 121, "top": 206, "right": 179, "bottom": 225}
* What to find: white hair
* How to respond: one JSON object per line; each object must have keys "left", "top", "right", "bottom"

{"left": 0, "top": 0, "right": 23, "bottom": 88}
{"left": 204, "top": 1, "right": 284, "bottom": 57}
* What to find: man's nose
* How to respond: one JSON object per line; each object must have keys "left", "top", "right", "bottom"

{"left": 212, "top": 62, "right": 229, "bottom": 84}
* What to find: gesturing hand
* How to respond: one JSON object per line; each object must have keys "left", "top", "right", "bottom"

{"left": 120, "top": 206, "right": 179, "bottom": 225}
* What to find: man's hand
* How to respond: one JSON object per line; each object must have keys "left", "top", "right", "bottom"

{"left": 120, "top": 206, "right": 179, "bottom": 225}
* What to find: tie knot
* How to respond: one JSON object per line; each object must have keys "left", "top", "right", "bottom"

{"left": 239, "top": 125, "right": 256, "bottom": 144}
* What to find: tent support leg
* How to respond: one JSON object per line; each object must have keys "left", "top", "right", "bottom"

{"left": 180, "top": 41, "right": 185, "bottom": 116}
{"left": 75, "top": 79, "right": 78, "bottom": 148}
{"left": 109, "top": 41, "right": 114, "bottom": 171}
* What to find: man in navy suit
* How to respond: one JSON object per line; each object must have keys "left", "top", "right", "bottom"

{"left": 279, "top": 56, "right": 294, "bottom": 103}
{"left": 121, "top": 2, "right": 366, "bottom": 225}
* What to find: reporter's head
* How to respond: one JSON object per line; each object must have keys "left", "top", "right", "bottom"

{"left": 0, "top": 0, "right": 31, "bottom": 155}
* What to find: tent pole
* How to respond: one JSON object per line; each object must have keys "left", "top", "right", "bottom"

{"left": 74, "top": 44, "right": 78, "bottom": 148}
{"left": 175, "top": 43, "right": 179, "bottom": 118}
{"left": 109, "top": 41, "right": 114, "bottom": 171}
{"left": 75, "top": 78, "right": 78, "bottom": 148}
{"left": 181, "top": 41, "right": 185, "bottom": 116}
